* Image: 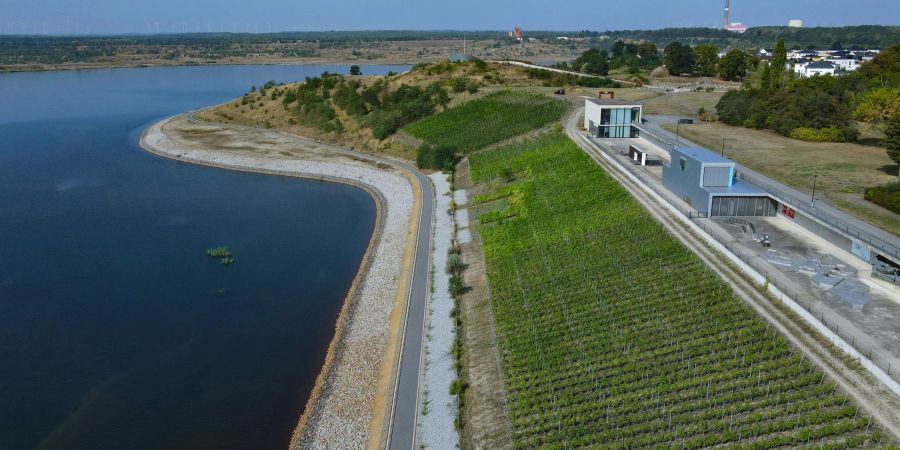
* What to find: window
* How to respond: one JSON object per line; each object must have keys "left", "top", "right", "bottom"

{"left": 679, "top": 157, "right": 686, "bottom": 172}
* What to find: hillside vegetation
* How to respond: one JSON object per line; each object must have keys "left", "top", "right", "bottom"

{"left": 196, "top": 60, "right": 579, "bottom": 158}
{"left": 403, "top": 91, "right": 569, "bottom": 154}
{"left": 465, "top": 132, "right": 889, "bottom": 448}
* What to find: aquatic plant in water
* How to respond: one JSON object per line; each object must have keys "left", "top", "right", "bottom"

{"left": 206, "top": 247, "right": 236, "bottom": 265}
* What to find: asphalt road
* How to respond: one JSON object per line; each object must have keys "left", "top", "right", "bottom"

{"left": 183, "top": 109, "right": 435, "bottom": 450}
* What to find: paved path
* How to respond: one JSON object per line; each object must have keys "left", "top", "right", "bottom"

{"left": 640, "top": 114, "right": 900, "bottom": 259}
{"left": 183, "top": 109, "right": 435, "bottom": 450}
{"left": 386, "top": 166, "right": 433, "bottom": 450}
{"left": 493, "top": 60, "right": 638, "bottom": 86}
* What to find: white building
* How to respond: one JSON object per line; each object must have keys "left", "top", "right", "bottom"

{"left": 584, "top": 99, "right": 643, "bottom": 139}
{"left": 795, "top": 61, "right": 837, "bottom": 78}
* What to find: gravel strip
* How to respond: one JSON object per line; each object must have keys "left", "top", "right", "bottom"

{"left": 141, "top": 117, "right": 414, "bottom": 450}
{"left": 418, "top": 173, "right": 460, "bottom": 449}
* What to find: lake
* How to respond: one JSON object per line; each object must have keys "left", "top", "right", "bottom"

{"left": 0, "top": 63, "right": 407, "bottom": 450}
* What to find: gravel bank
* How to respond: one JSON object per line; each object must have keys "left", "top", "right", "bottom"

{"left": 140, "top": 116, "right": 415, "bottom": 450}
{"left": 418, "top": 173, "right": 460, "bottom": 449}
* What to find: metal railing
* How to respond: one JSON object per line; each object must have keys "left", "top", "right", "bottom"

{"left": 634, "top": 124, "right": 899, "bottom": 261}
{"left": 734, "top": 171, "right": 899, "bottom": 261}
{"left": 691, "top": 218, "right": 900, "bottom": 385}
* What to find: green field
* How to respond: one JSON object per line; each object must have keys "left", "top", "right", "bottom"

{"left": 403, "top": 91, "right": 568, "bottom": 154}
{"left": 467, "top": 132, "right": 888, "bottom": 448}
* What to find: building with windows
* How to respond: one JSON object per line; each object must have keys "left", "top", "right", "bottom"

{"left": 584, "top": 98, "right": 642, "bottom": 139}
{"left": 662, "top": 147, "right": 777, "bottom": 216}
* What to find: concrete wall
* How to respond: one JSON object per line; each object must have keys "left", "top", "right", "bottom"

{"left": 778, "top": 202, "right": 857, "bottom": 260}
{"left": 584, "top": 100, "right": 603, "bottom": 131}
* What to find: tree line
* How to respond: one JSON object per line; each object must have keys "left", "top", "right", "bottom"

{"left": 716, "top": 41, "right": 900, "bottom": 154}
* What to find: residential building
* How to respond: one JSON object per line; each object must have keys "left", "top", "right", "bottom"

{"left": 584, "top": 99, "right": 642, "bottom": 139}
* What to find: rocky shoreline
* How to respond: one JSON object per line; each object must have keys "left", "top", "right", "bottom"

{"left": 140, "top": 115, "right": 416, "bottom": 449}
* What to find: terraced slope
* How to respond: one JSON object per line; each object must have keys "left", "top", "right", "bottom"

{"left": 403, "top": 91, "right": 568, "bottom": 154}
{"left": 467, "top": 132, "right": 891, "bottom": 448}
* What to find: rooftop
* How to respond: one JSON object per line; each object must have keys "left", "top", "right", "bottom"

{"left": 677, "top": 146, "right": 732, "bottom": 165}
{"left": 585, "top": 97, "right": 642, "bottom": 107}
{"left": 807, "top": 61, "right": 836, "bottom": 69}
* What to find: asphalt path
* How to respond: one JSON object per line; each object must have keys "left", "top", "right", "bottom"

{"left": 181, "top": 109, "right": 435, "bottom": 450}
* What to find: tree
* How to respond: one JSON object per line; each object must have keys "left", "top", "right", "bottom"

{"left": 573, "top": 48, "right": 609, "bottom": 76}
{"left": 663, "top": 42, "right": 694, "bottom": 76}
{"left": 612, "top": 40, "right": 625, "bottom": 58}
{"left": 853, "top": 88, "right": 900, "bottom": 128}
{"left": 767, "top": 38, "right": 788, "bottom": 89}
{"left": 349, "top": 65, "right": 361, "bottom": 76}
{"left": 638, "top": 43, "right": 657, "bottom": 59}
{"left": 883, "top": 117, "right": 900, "bottom": 168}
{"left": 831, "top": 41, "right": 843, "bottom": 50}
{"left": 692, "top": 44, "right": 719, "bottom": 77}
{"left": 718, "top": 48, "right": 750, "bottom": 81}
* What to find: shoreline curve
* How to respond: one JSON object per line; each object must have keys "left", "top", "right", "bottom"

{"left": 139, "top": 114, "right": 420, "bottom": 449}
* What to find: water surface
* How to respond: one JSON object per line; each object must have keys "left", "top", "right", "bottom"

{"left": 0, "top": 63, "right": 406, "bottom": 450}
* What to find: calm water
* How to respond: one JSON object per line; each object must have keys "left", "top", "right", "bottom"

{"left": 0, "top": 64, "right": 407, "bottom": 450}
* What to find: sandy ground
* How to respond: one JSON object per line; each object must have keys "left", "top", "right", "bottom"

{"left": 140, "top": 115, "right": 415, "bottom": 450}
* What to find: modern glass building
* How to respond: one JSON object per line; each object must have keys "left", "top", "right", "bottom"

{"left": 584, "top": 98, "right": 642, "bottom": 138}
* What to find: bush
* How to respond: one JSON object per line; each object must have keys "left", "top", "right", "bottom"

{"left": 864, "top": 181, "right": 900, "bottom": 213}
{"left": 416, "top": 143, "right": 457, "bottom": 171}
{"left": 788, "top": 126, "right": 845, "bottom": 142}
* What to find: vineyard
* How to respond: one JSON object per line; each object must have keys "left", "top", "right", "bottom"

{"left": 403, "top": 91, "right": 569, "bottom": 154}
{"left": 466, "top": 132, "right": 891, "bottom": 448}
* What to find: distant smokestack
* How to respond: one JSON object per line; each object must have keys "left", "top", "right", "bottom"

{"left": 723, "top": 0, "right": 730, "bottom": 29}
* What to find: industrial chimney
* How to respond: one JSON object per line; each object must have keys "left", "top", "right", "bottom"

{"left": 723, "top": 0, "right": 730, "bottom": 29}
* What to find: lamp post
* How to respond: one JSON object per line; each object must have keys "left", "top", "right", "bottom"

{"left": 675, "top": 122, "right": 680, "bottom": 142}
{"left": 810, "top": 174, "right": 818, "bottom": 207}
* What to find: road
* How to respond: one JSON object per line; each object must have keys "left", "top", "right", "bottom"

{"left": 386, "top": 163, "right": 433, "bottom": 450}
{"left": 564, "top": 107, "right": 900, "bottom": 439}
{"left": 183, "top": 109, "right": 435, "bottom": 450}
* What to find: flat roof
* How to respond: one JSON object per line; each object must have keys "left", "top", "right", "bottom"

{"left": 677, "top": 146, "right": 732, "bottom": 165}
{"left": 704, "top": 180, "right": 768, "bottom": 196}
{"left": 585, "top": 98, "right": 642, "bottom": 107}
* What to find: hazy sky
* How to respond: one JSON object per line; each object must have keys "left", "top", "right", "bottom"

{"left": 1, "top": 0, "right": 898, "bottom": 35}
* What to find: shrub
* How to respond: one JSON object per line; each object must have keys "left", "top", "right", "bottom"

{"left": 864, "top": 181, "right": 900, "bottom": 213}
{"left": 788, "top": 126, "right": 845, "bottom": 142}
{"left": 416, "top": 143, "right": 457, "bottom": 171}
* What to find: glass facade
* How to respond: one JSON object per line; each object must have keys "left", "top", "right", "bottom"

{"left": 591, "top": 107, "right": 640, "bottom": 138}
{"left": 709, "top": 196, "right": 778, "bottom": 217}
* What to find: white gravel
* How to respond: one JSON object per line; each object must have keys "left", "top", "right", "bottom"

{"left": 453, "top": 189, "right": 468, "bottom": 206}
{"left": 141, "top": 117, "right": 414, "bottom": 450}
{"left": 418, "top": 173, "right": 460, "bottom": 449}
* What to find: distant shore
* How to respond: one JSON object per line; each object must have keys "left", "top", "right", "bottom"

{"left": 1, "top": 57, "right": 421, "bottom": 74}
{"left": 139, "top": 115, "right": 419, "bottom": 449}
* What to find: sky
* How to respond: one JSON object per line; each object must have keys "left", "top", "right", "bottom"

{"left": 1, "top": 0, "right": 898, "bottom": 35}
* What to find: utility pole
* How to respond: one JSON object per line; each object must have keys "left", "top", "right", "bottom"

{"left": 810, "top": 175, "right": 818, "bottom": 207}
{"left": 721, "top": 138, "right": 726, "bottom": 157}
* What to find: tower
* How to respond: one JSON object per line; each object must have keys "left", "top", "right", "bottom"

{"left": 723, "top": 0, "right": 730, "bottom": 29}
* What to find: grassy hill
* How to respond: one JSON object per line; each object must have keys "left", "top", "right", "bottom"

{"left": 403, "top": 90, "right": 569, "bottom": 154}
{"left": 196, "top": 60, "right": 582, "bottom": 160}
